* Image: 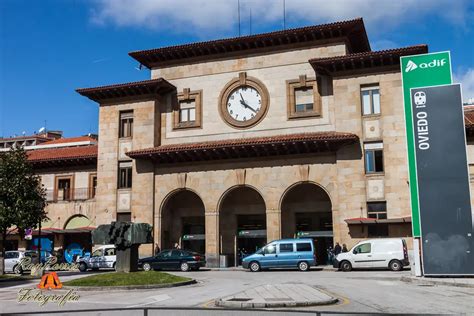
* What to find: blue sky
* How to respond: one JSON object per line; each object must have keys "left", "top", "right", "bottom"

{"left": 1, "top": 0, "right": 473, "bottom": 138}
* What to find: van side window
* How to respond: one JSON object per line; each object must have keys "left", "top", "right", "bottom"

{"left": 354, "top": 243, "right": 371, "bottom": 254}
{"left": 263, "top": 244, "right": 276, "bottom": 255}
{"left": 296, "top": 243, "right": 312, "bottom": 252}
{"left": 279, "top": 243, "right": 294, "bottom": 253}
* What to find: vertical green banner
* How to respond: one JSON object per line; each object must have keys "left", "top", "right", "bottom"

{"left": 400, "top": 51, "right": 452, "bottom": 237}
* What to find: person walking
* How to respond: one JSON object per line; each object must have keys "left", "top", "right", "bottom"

{"left": 342, "top": 244, "right": 348, "bottom": 253}
{"left": 154, "top": 243, "right": 161, "bottom": 255}
{"left": 334, "top": 242, "right": 342, "bottom": 256}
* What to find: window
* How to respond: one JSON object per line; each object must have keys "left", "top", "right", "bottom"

{"left": 118, "top": 161, "right": 132, "bottom": 189}
{"left": 179, "top": 101, "right": 196, "bottom": 123}
{"left": 361, "top": 85, "right": 380, "bottom": 115}
{"left": 296, "top": 243, "right": 312, "bottom": 252}
{"left": 354, "top": 243, "right": 371, "bottom": 254}
{"left": 119, "top": 111, "right": 133, "bottom": 138}
{"left": 92, "top": 249, "right": 103, "bottom": 257}
{"left": 5, "top": 252, "right": 19, "bottom": 259}
{"left": 287, "top": 75, "right": 321, "bottom": 119}
{"left": 55, "top": 176, "right": 73, "bottom": 201}
{"left": 89, "top": 174, "right": 97, "bottom": 199}
{"left": 279, "top": 243, "right": 294, "bottom": 253}
{"left": 295, "top": 88, "right": 314, "bottom": 113}
{"left": 364, "top": 143, "right": 384, "bottom": 173}
{"left": 117, "top": 212, "right": 131, "bottom": 222}
{"left": 263, "top": 244, "right": 276, "bottom": 255}
{"left": 173, "top": 89, "right": 202, "bottom": 129}
{"left": 367, "top": 202, "right": 387, "bottom": 219}
{"left": 105, "top": 248, "right": 116, "bottom": 256}
{"left": 368, "top": 224, "right": 389, "bottom": 237}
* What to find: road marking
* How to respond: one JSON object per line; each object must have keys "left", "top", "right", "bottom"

{"left": 316, "top": 287, "right": 350, "bottom": 307}
{"left": 127, "top": 294, "right": 171, "bottom": 307}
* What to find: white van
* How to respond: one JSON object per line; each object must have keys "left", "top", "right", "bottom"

{"left": 333, "top": 238, "right": 409, "bottom": 272}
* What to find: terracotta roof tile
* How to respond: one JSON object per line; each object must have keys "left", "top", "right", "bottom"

{"left": 464, "top": 106, "right": 474, "bottom": 127}
{"left": 76, "top": 78, "right": 176, "bottom": 103}
{"left": 41, "top": 136, "right": 97, "bottom": 145}
{"left": 309, "top": 45, "right": 428, "bottom": 75}
{"left": 127, "top": 132, "right": 359, "bottom": 163}
{"left": 27, "top": 145, "right": 97, "bottom": 163}
{"left": 129, "top": 18, "right": 370, "bottom": 68}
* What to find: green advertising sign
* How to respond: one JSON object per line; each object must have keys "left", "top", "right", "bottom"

{"left": 400, "top": 51, "right": 452, "bottom": 237}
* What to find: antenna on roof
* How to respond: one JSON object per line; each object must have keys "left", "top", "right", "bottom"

{"left": 249, "top": 7, "right": 252, "bottom": 35}
{"left": 38, "top": 127, "right": 46, "bottom": 134}
{"left": 238, "top": 0, "right": 241, "bottom": 36}
{"left": 283, "top": 0, "right": 286, "bottom": 30}
{"left": 135, "top": 63, "right": 143, "bottom": 71}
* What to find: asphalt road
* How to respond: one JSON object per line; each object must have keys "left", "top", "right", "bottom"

{"left": 0, "top": 268, "right": 473, "bottom": 315}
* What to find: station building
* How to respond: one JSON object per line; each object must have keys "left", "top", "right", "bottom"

{"left": 75, "top": 18, "right": 445, "bottom": 267}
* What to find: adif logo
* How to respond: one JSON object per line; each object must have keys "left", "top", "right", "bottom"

{"left": 405, "top": 59, "right": 447, "bottom": 72}
{"left": 405, "top": 60, "right": 418, "bottom": 72}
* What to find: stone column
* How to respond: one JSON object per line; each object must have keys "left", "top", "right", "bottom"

{"left": 205, "top": 212, "right": 219, "bottom": 268}
{"left": 266, "top": 209, "right": 281, "bottom": 242}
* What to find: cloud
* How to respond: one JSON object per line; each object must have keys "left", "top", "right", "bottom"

{"left": 89, "top": 0, "right": 472, "bottom": 36}
{"left": 455, "top": 68, "right": 474, "bottom": 103}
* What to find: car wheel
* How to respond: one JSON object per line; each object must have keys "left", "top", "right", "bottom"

{"left": 180, "top": 262, "right": 190, "bottom": 272}
{"left": 249, "top": 261, "right": 261, "bottom": 272}
{"left": 79, "top": 262, "right": 87, "bottom": 272}
{"left": 298, "top": 261, "right": 309, "bottom": 271}
{"left": 143, "top": 263, "right": 152, "bottom": 272}
{"left": 389, "top": 260, "right": 402, "bottom": 271}
{"left": 13, "top": 264, "right": 23, "bottom": 275}
{"left": 340, "top": 260, "right": 352, "bottom": 272}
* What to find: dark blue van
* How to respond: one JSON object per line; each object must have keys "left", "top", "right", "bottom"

{"left": 242, "top": 238, "right": 316, "bottom": 272}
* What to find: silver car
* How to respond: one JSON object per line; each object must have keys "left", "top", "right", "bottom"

{"left": 4, "top": 250, "right": 37, "bottom": 274}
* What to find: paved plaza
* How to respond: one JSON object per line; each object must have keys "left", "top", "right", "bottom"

{"left": 1, "top": 269, "right": 473, "bottom": 315}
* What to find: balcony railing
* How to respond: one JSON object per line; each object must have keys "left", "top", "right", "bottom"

{"left": 46, "top": 188, "right": 96, "bottom": 202}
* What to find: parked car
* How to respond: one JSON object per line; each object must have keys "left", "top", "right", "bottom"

{"left": 242, "top": 238, "right": 316, "bottom": 272}
{"left": 77, "top": 245, "right": 116, "bottom": 272}
{"left": 333, "top": 238, "right": 409, "bottom": 272}
{"left": 138, "top": 249, "right": 205, "bottom": 272}
{"left": 3, "top": 250, "right": 53, "bottom": 274}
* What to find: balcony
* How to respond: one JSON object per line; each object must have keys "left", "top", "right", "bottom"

{"left": 46, "top": 188, "right": 96, "bottom": 202}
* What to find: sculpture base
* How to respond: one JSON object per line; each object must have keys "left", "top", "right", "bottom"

{"left": 116, "top": 244, "right": 139, "bottom": 273}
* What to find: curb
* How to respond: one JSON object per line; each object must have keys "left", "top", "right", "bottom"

{"left": 215, "top": 296, "right": 338, "bottom": 308}
{"left": 401, "top": 276, "right": 474, "bottom": 288}
{"left": 62, "top": 279, "right": 197, "bottom": 291}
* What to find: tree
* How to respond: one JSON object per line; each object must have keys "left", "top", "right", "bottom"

{"left": 0, "top": 147, "right": 47, "bottom": 274}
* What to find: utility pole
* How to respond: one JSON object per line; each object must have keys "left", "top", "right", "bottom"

{"left": 283, "top": 0, "right": 286, "bottom": 30}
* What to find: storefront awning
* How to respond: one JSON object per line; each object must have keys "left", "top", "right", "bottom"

{"left": 345, "top": 216, "right": 412, "bottom": 225}
{"left": 127, "top": 132, "right": 359, "bottom": 164}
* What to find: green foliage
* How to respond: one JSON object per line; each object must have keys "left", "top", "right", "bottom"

{"left": 63, "top": 271, "right": 191, "bottom": 287}
{"left": 0, "top": 147, "right": 47, "bottom": 236}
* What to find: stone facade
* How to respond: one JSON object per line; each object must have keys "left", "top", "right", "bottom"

{"left": 86, "top": 41, "right": 420, "bottom": 267}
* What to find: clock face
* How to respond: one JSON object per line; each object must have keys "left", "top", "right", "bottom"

{"left": 226, "top": 86, "right": 262, "bottom": 122}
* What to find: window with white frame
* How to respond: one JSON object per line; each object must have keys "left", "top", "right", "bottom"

{"left": 361, "top": 85, "right": 380, "bottom": 115}
{"left": 367, "top": 201, "right": 387, "bottom": 219}
{"left": 179, "top": 100, "right": 196, "bottom": 123}
{"left": 364, "top": 142, "right": 384, "bottom": 173}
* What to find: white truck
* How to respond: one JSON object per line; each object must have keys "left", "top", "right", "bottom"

{"left": 333, "top": 238, "right": 409, "bottom": 272}
{"left": 77, "top": 245, "right": 116, "bottom": 272}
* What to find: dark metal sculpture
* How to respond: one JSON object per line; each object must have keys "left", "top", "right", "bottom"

{"left": 92, "top": 222, "right": 153, "bottom": 272}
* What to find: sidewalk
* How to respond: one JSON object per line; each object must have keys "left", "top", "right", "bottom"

{"left": 215, "top": 284, "right": 338, "bottom": 308}
{"left": 401, "top": 275, "right": 474, "bottom": 288}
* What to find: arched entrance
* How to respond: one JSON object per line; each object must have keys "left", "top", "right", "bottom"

{"left": 219, "top": 186, "right": 266, "bottom": 266}
{"left": 161, "top": 190, "right": 205, "bottom": 254}
{"left": 281, "top": 182, "right": 333, "bottom": 264}
{"left": 63, "top": 215, "right": 93, "bottom": 263}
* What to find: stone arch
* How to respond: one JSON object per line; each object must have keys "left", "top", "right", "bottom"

{"left": 160, "top": 188, "right": 206, "bottom": 253}
{"left": 217, "top": 185, "right": 267, "bottom": 266}
{"left": 63, "top": 214, "right": 91, "bottom": 229}
{"left": 280, "top": 181, "right": 333, "bottom": 264}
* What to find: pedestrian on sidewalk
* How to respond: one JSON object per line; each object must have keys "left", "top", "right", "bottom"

{"left": 342, "top": 244, "right": 348, "bottom": 253}
{"left": 334, "top": 242, "right": 342, "bottom": 256}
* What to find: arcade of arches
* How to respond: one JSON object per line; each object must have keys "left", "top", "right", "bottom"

{"left": 158, "top": 183, "right": 334, "bottom": 267}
